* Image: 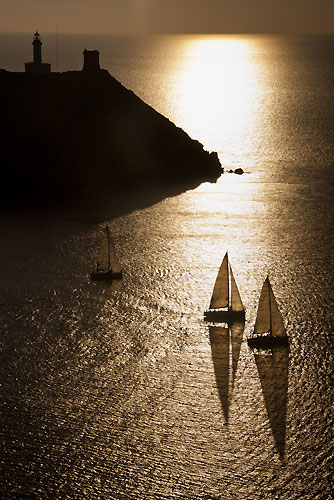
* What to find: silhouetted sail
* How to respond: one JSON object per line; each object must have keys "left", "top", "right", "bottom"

{"left": 205, "top": 253, "right": 245, "bottom": 322}
{"left": 107, "top": 234, "right": 122, "bottom": 275}
{"left": 268, "top": 285, "right": 285, "bottom": 337}
{"left": 230, "top": 267, "right": 244, "bottom": 312}
{"left": 91, "top": 226, "right": 122, "bottom": 280}
{"left": 210, "top": 252, "right": 229, "bottom": 309}
{"left": 249, "top": 277, "right": 287, "bottom": 347}
{"left": 254, "top": 278, "right": 285, "bottom": 336}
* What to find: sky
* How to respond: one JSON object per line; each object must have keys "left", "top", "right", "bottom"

{"left": 1, "top": 0, "right": 333, "bottom": 35}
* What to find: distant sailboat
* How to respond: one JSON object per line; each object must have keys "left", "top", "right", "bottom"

{"left": 204, "top": 252, "right": 245, "bottom": 322}
{"left": 248, "top": 277, "right": 288, "bottom": 347}
{"left": 91, "top": 226, "right": 122, "bottom": 280}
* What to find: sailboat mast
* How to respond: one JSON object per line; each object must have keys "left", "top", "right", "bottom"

{"left": 228, "top": 263, "right": 231, "bottom": 310}
{"left": 225, "top": 252, "right": 229, "bottom": 310}
{"left": 268, "top": 279, "right": 272, "bottom": 335}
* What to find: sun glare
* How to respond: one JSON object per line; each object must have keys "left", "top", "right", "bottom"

{"left": 165, "top": 37, "right": 266, "bottom": 232}
{"left": 171, "top": 36, "right": 261, "bottom": 160}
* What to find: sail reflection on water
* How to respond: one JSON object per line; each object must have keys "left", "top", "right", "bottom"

{"left": 254, "top": 347, "right": 289, "bottom": 460}
{"left": 230, "top": 321, "right": 244, "bottom": 388}
{"left": 209, "top": 322, "right": 244, "bottom": 423}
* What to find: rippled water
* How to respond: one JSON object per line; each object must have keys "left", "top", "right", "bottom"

{"left": 1, "top": 34, "right": 333, "bottom": 499}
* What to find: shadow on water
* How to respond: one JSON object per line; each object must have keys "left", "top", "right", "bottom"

{"left": 79, "top": 178, "right": 208, "bottom": 223}
{"left": 254, "top": 346, "right": 289, "bottom": 461}
{"left": 230, "top": 321, "right": 244, "bottom": 390}
{"left": 2, "top": 176, "right": 210, "bottom": 225}
{"left": 209, "top": 321, "right": 244, "bottom": 423}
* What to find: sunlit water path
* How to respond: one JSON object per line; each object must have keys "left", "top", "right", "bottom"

{"left": 0, "top": 34, "right": 333, "bottom": 499}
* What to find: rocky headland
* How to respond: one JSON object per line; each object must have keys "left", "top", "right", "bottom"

{"left": 0, "top": 67, "right": 222, "bottom": 206}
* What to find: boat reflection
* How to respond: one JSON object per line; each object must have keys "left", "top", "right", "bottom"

{"left": 209, "top": 322, "right": 244, "bottom": 423}
{"left": 254, "top": 346, "right": 289, "bottom": 460}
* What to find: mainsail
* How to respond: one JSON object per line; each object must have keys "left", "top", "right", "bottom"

{"left": 210, "top": 253, "right": 229, "bottom": 309}
{"left": 254, "top": 277, "right": 285, "bottom": 336}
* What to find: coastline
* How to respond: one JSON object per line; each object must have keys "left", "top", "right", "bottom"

{"left": 0, "top": 67, "right": 222, "bottom": 209}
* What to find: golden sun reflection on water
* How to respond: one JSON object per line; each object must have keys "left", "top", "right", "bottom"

{"left": 170, "top": 36, "right": 262, "bottom": 164}
{"left": 165, "top": 37, "right": 268, "bottom": 278}
{"left": 195, "top": 175, "right": 264, "bottom": 217}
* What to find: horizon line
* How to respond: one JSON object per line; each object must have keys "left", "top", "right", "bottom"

{"left": 0, "top": 30, "right": 334, "bottom": 37}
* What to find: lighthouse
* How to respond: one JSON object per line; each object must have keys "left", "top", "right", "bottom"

{"left": 25, "top": 32, "right": 51, "bottom": 74}
{"left": 32, "top": 31, "right": 42, "bottom": 63}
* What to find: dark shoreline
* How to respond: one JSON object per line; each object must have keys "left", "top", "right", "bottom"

{"left": 0, "top": 68, "right": 222, "bottom": 212}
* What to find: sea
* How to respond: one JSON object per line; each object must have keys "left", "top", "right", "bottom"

{"left": 0, "top": 33, "right": 333, "bottom": 499}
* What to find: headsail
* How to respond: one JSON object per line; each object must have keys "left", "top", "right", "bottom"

{"left": 107, "top": 232, "right": 122, "bottom": 274}
{"left": 254, "top": 277, "right": 285, "bottom": 336}
{"left": 96, "top": 226, "right": 122, "bottom": 274}
{"left": 269, "top": 284, "right": 285, "bottom": 337}
{"left": 210, "top": 253, "right": 229, "bottom": 309}
{"left": 230, "top": 267, "right": 244, "bottom": 312}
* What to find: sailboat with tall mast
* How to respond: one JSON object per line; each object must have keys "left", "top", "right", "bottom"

{"left": 204, "top": 252, "right": 245, "bottom": 322}
{"left": 248, "top": 277, "right": 288, "bottom": 347}
{"left": 91, "top": 225, "right": 122, "bottom": 280}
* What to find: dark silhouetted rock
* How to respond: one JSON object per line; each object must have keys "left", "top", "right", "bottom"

{"left": 0, "top": 69, "right": 222, "bottom": 205}
{"left": 225, "top": 168, "right": 244, "bottom": 175}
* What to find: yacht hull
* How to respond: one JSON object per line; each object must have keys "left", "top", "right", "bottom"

{"left": 204, "top": 309, "right": 245, "bottom": 323}
{"left": 91, "top": 270, "right": 123, "bottom": 281}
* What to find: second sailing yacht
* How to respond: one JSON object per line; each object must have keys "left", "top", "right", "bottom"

{"left": 248, "top": 277, "right": 288, "bottom": 347}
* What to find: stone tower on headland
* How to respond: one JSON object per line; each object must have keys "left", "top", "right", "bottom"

{"left": 25, "top": 32, "right": 51, "bottom": 74}
{"left": 83, "top": 49, "right": 100, "bottom": 71}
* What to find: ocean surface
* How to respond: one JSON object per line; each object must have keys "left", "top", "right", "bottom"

{"left": 0, "top": 33, "right": 333, "bottom": 499}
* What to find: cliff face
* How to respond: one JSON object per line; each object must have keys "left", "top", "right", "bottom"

{"left": 0, "top": 69, "right": 222, "bottom": 203}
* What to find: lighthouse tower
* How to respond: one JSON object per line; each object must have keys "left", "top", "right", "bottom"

{"left": 33, "top": 31, "right": 42, "bottom": 63}
{"left": 25, "top": 32, "right": 51, "bottom": 74}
